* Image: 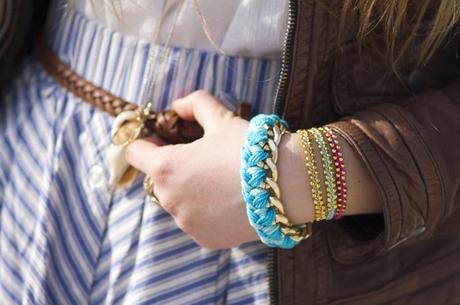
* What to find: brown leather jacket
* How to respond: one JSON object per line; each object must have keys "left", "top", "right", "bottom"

{"left": 272, "top": 1, "right": 460, "bottom": 305}
{"left": 1, "top": 1, "right": 460, "bottom": 304}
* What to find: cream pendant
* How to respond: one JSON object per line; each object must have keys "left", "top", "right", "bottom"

{"left": 107, "top": 110, "right": 143, "bottom": 188}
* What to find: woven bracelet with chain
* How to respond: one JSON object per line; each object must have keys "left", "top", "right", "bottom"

{"left": 241, "top": 114, "right": 312, "bottom": 248}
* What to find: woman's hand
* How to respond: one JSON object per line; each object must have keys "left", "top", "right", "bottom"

{"left": 125, "top": 90, "right": 383, "bottom": 249}
{"left": 125, "top": 90, "right": 259, "bottom": 249}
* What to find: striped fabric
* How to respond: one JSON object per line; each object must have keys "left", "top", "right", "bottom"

{"left": 0, "top": 3, "right": 281, "bottom": 305}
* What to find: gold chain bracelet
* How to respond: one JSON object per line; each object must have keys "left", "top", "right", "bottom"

{"left": 297, "top": 129, "right": 327, "bottom": 221}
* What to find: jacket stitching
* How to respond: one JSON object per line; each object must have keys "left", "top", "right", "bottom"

{"left": 373, "top": 105, "right": 428, "bottom": 222}
{"left": 325, "top": 245, "right": 460, "bottom": 305}
{"left": 392, "top": 105, "right": 440, "bottom": 221}
{"left": 350, "top": 116, "right": 405, "bottom": 247}
{"left": 395, "top": 99, "right": 447, "bottom": 223}
{"left": 329, "top": 120, "right": 401, "bottom": 251}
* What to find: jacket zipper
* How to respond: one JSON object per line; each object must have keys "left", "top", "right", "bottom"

{"left": 269, "top": 1, "right": 298, "bottom": 305}
{"left": 272, "top": 0, "right": 298, "bottom": 117}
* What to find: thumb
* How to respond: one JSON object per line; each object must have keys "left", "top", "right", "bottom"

{"left": 172, "top": 90, "right": 234, "bottom": 131}
{"left": 125, "top": 136, "right": 168, "bottom": 176}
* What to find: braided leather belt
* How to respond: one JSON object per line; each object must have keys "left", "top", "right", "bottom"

{"left": 35, "top": 33, "right": 251, "bottom": 144}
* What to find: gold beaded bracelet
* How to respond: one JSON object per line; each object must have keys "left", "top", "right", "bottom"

{"left": 323, "top": 126, "right": 348, "bottom": 219}
{"left": 296, "top": 129, "right": 327, "bottom": 221}
{"left": 297, "top": 127, "right": 348, "bottom": 222}
{"left": 312, "top": 127, "right": 338, "bottom": 220}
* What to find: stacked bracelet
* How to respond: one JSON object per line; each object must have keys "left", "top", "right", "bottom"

{"left": 311, "top": 128, "right": 337, "bottom": 220}
{"left": 322, "top": 127, "right": 347, "bottom": 219}
{"left": 241, "top": 114, "right": 312, "bottom": 249}
{"left": 296, "top": 126, "right": 348, "bottom": 221}
{"left": 296, "top": 129, "right": 327, "bottom": 222}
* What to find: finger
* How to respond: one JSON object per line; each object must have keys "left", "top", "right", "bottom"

{"left": 143, "top": 134, "right": 167, "bottom": 146}
{"left": 125, "top": 138, "right": 171, "bottom": 177}
{"left": 171, "top": 90, "right": 234, "bottom": 131}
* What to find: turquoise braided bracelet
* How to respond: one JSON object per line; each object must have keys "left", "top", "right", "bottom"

{"left": 241, "top": 114, "right": 311, "bottom": 248}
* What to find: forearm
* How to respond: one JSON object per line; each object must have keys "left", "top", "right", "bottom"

{"left": 278, "top": 131, "right": 383, "bottom": 225}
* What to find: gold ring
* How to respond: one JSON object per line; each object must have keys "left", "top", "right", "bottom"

{"left": 143, "top": 175, "right": 161, "bottom": 207}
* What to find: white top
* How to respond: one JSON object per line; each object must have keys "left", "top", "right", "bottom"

{"left": 72, "top": 0, "right": 288, "bottom": 59}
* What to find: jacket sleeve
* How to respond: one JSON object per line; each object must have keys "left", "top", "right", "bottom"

{"left": 328, "top": 78, "right": 460, "bottom": 252}
{"left": 0, "top": 0, "right": 48, "bottom": 86}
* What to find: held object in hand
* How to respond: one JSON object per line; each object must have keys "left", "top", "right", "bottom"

{"left": 36, "top": 32, "right": 251, "bottom": 187}
{"left": 36, "top": 32, "right": 206, "bottom": 145}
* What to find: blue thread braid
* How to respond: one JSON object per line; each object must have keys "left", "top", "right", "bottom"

{"left": 241, "top": 114, "right": 300, "bottom": 249}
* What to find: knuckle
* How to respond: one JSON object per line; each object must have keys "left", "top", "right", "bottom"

{"left": 190, "top": 89, "right": 210, "bottom": 99}
{"left": 160, "top": 198, "right": 178, "bottom": 216}
{"left": 151, "top": 160, "right": 173, "bottom": 182}
{"left": 175, "top": 214, "right": 197, "bottom": 235}
{"left": 198, "top": 239, "right": 224, "bottom": 250}
{"left": 220, "top": 108, "right": 234, "bottom": 121}
{"left": 200, "top": 242, "right": 219, "bottom": 250}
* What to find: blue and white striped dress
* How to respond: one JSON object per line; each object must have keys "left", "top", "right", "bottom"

{"left": 0, "top": 3, "right": 281, "bottom": 305}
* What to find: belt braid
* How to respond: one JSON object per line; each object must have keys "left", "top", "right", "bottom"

{"left": 35, "top": 33, "right": 252, "bottom": 143}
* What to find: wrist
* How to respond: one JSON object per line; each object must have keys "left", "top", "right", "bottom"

{"left": 240, "top": 115, "right": 311, "bottom": 248}
{"left": 277, "top": 132, "right": 315, "bottom": 224}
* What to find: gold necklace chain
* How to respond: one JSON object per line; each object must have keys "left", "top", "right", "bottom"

{"left": 192, "top": 0, "right": 226, "bottom": 55}
{"left": 139, "top": 0, "right": 187, "bottom": 107}
{"left": 191, "top": 0, "right": 279, "bottom": 83}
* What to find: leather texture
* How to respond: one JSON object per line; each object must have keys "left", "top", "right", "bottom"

{"left": 276, "top": 0, "right": 460, "bottom": 304}
{"left": 0, "top": 0, "right": 48, "bottom": 85}
{"left": 1, "top": 1, "right": 460, "bottom": 304}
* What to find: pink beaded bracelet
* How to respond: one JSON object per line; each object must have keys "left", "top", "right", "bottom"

{"left": 322, "top": 127, "right": 347, "bottom": 219}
